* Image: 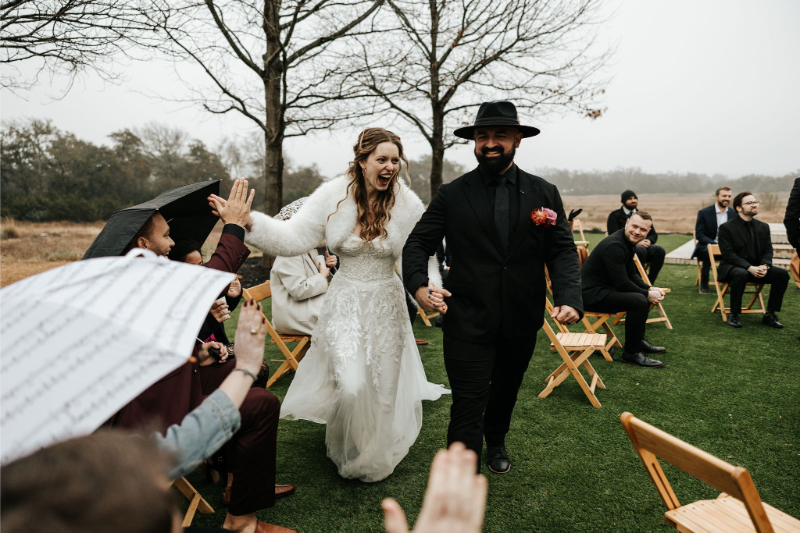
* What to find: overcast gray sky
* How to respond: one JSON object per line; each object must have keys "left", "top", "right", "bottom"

{"left": 2, "top": 0, "right": 798, "bottom": 180}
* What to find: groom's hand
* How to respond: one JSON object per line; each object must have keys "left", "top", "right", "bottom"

{"left": 415, "top": 283, "right": 451, "bottom": 314}
{"left": 551, "top": 304, "right": 579, "bottom": 325}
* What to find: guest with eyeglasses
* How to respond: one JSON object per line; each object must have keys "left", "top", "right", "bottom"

{"left": 717, "top": 191, "right": 790, "bottom": 329}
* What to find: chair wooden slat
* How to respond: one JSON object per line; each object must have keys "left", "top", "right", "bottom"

{"left": 620, "top": 412, "right": 799, "bottom": 533}
{"left": 243, "top": 281, "right": 312, "bottom": 388}
{"left": 539, "top": 299, "right": 607, "bottom": 408}
{"left": 171, "top": 477, "right": 214, "bottom": 527}
{"left": 707, "top": 244, "right": 766, "bottom": 321}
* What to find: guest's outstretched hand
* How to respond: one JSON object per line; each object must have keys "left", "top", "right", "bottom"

{"left": 233, "top": 298, "right": 267, "bottom": 377}
{"left": 210, "top": 300, "right": 231, "bottom": 322}
{"left": 382, "top": 442, "right": 487, "bottom": 533}
{"left": 209, "top": 178, "right": 254, "bottom": 229}
{"left": 227, "top": 279, "right": 242, "bottom": 298}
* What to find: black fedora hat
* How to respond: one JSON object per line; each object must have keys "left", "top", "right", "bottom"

{"left": 453, "top": 101, "right": 540, "bottom": 140}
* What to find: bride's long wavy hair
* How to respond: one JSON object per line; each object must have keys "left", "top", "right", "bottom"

{"left": 330, "top": 128, "right": 409, "bottom": 242}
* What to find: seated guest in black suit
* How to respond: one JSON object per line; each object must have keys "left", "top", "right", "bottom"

{"left": 719, "top": 191, "right": 789, "bottom": 329}
{"left": 607, "top": 190, "right": 666, "bottom": 284}
{"left": 583, "top": 211, "right": 667, "bottom": 368}
{"left": 693, "top": 187, "right": 735, "bottom": 293}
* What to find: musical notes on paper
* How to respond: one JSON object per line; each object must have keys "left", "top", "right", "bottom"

{"left": 0, "top": 254, "right": 235, "bottom": 465}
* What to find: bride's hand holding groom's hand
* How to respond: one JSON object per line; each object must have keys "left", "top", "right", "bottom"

{"left": 208, "top": 178, "right": 255, "bottom": 229}
{"left": 415, "top": 283, "right": 451, "bottom": 314}
{"left": 382, "top": 442, "right": 487, "bottom": 533}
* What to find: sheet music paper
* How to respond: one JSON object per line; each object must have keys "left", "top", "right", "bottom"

{"left": 0, "top": 252, "right": 235, "bottom": 465}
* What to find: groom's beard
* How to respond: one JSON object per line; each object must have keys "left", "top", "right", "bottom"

{"left": 475, "top": 144, "right": 516, "bottom": 175}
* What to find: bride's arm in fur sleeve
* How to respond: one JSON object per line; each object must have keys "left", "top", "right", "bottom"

{"left": 395, "top": 185, "right": 442, "bottom": 288}
{"left": 245, "top": 178, "right": 342, "bottom": 257}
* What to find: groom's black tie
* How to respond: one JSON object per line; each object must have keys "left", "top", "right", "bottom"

{"left": 494, "top": 175, "right": 510, "bottom": 251}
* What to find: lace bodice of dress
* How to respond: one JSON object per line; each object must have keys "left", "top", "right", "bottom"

{"left": 334, "top": 234, "right": 397, "bottom": 283}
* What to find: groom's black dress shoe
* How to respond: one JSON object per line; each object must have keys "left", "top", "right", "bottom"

{"left": 727, "top": 313, "right": 742, "bottom": 328}
{"left": 620, "top": 351, "right": 663, "bottom": 368}
{"left": 487, "top": 446, "right": 511, "bottom": 474}
{"left": 641, "top": 339, "right": 666, "bottom": 354}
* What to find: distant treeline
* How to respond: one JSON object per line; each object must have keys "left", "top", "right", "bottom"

{"left": 3, "top": 118, "right": 795, "bottom": 222}
{"left": 536, "top": 167, "right": 798, "bottom": 196}
{"left": 0, "top": 119, "right": 464, "bottom": 222}
{"left": 0, "top": 119, "right": 326, "bottom": 222}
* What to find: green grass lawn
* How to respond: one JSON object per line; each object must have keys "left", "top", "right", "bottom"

{"left": 183, "top": 258, "right": 800, "bottom": 532}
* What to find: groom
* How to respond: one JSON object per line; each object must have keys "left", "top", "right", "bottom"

{"left": 403, "top": 101, "right": 583, "bottom": 474}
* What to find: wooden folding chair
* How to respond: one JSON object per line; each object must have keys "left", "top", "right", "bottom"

{"left": 171, "top": 477, "right": 214, "bottom": 527}
{"left": 693, "top": 230, "right": 702, "bottom": 286}
{"left": 620, "top": 412, "right": 800, "bottom": 532}
{"left": 243, "top": 281, "right": 312, "bottom": 387}
{"left": 539, "top": 300, "right": 607, "bottom": 407}
{"left": 581, "top": 311, "right": 621, "bottom": 360}
{"left": 707, "top": 244, "right": 765, "bottom": 321}
{"left": 572, "top": 218, "right": 591, "bottom": 250}
{"left": 417, "top": 306, "right": 440, "bottom": 327}
{"left": 610, "top": 255, "right": 672, "bottom": 330}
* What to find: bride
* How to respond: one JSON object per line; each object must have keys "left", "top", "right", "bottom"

{"left": 242, "top": 128, "right": 448, "bottom": 482}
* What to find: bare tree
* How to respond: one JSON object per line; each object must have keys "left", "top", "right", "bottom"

{"left": 352, "top": 0, "right": 611, "bottom": 198}
{"left": 141, "top": 0, "right": 386, "bottom": 221}
{"left": 0, "top": 0, "right": 155, "bottom": 88}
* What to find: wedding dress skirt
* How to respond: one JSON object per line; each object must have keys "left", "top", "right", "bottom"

{"left": 279, "top": 234, "right": 449, "bottom": 482}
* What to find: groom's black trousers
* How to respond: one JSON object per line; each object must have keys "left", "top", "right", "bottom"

{"left": 443, "top": 334, "right": 537, "bottom": 460}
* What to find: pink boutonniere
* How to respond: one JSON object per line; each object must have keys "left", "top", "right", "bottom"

{"left": 531, "top": 207, "right": 557, "bottom": 227}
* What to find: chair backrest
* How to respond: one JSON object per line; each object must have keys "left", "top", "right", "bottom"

{"left": 632, "top": 254, "right": 652, "bottom": 286}
{"left": 243, "top": 281, "right": 271, "bottom": 302}
{"left": 544, "top": 297, "right": 570, "bottom": 334}
{"left": 708, "top": 244, "right": 722, "bottom": 284}
{"left": 620, "top": 412, "right": 774, "bottom": 533}
{"left": 576, "top": 219, "right": 587, "bottom": 242}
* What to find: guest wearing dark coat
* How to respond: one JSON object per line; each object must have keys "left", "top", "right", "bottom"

{"left": 607, "top": 190, "right": 666, "bottom": 284}
{"left": 785, "top": 177, "right": 800, "bottom": 249}
{"left": 583, "top": 211, "right": 667, "bottom": 368}
{"left": 110, "top": 180, "right": 295, "bottom": 533}
{"left": 783, "top": 177, "right": 800, "bottom": 341}
{"left": 718, "top": 191, "right": 789, "bottom": 330}
{"left": 693, "top": 187, "right": 735, "bottom": 293}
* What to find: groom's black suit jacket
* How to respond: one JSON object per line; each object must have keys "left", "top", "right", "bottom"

{"left": 403, "top": 166, "right": 583, "bottom": 343}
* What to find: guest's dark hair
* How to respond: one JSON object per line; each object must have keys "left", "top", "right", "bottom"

{"left": 715, "top": 186, "right": 731, "bottom": 196}
{"left": 122, "top": 215, "right": 157, "bottom": 255}
{"left": 733, "top": 191, "right": 754, "bottom": 211}
{"left": 168, "top": 239, "right": 203, "bottom": 262}
{"left": 631, "top": 210, "right": 652, "bottom": 222}
{"left": 1, "top": 430, "right": 176, "bottom": 533}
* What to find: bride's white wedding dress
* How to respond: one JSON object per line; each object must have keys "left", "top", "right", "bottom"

{"left": 245, "top": 177, "right": 449, "bottom": 482}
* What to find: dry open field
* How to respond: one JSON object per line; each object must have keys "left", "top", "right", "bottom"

{"left": 562, "top": 192, "right": 789, "bottom": 234}
{"left": 1, "top": 192, "right": 791, "bottom": 287}
{"left": 0, "top": 219, "right": 229, "bottom": 287}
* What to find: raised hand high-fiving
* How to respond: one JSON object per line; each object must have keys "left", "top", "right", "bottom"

{"left": 208, "top": 178, "right": 255, "bottom": 228}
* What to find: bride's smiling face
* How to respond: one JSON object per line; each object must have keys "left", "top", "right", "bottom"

{"left": 360, "top": 142, "right": 400, "bottom": 195}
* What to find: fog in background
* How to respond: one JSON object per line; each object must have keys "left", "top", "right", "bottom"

{"left": 3, "top": 0, "right": 799, "bottom": 182}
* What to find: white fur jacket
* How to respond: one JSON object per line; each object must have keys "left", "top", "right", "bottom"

{"left": 245, "top": 176, "right": 442, "bottom": 288}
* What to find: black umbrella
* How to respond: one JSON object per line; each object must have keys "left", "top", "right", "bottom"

{"left": 82, "top": 180, "right": 221, "bottom": 259}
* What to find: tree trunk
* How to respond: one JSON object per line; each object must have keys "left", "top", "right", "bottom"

{"left": 261, "top": 0, "right": 284, "bottom": 269}
{"left": 429, "top": 105, "right": 445, "bottom": 199}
